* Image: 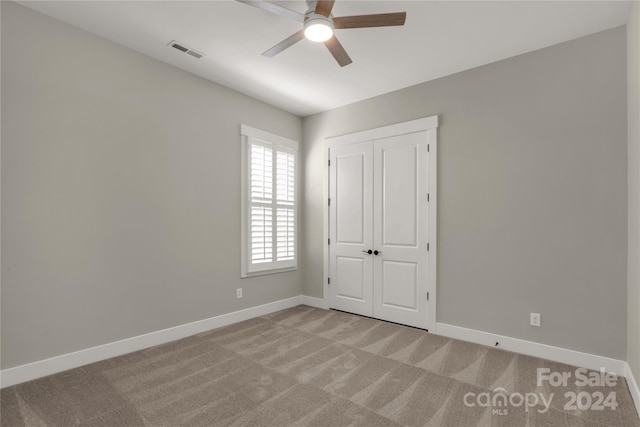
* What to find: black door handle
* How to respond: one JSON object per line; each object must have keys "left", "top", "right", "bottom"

{"left": 374, "top": 250, "right": 381, "bottom": 255}
{"left": 362, "top": 249, "right": 373, "bottom": 255}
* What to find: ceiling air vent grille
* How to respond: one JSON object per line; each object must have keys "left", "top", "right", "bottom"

{"left": 167, "top": 41, "right": 205, "bottom": 59}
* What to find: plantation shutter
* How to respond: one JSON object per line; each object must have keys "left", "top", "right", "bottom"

{"left": 276, "top": 150, "right": 295, "bottom": 261}
{"left": 250, "top": 143, "right": 273, "bottom": 264}
{"left": 241, "top": 125, "right": 297, "bottom": 276}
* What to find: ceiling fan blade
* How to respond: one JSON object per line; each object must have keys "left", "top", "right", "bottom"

{"left": 324, "top": 36, "right": 352, "bottom": 67}
{"left": 236, "top": 0, "right": 304, "bottom": 23}
{"left": 315, "top": 0, "right": 335, "bottom": 17}
{"left": 262, "top": 30, "right": 305, "bottom": 57}
{"left": 333, "top": 12, "right": 406, "bottom": 29}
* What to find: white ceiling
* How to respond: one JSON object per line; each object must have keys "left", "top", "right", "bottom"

{"left": 18, "top": 1, "right": 632, "bottom": 116}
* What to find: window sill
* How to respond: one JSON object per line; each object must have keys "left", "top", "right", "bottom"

{"left": 241, "top": 266, "right": 298, "bottom": 279}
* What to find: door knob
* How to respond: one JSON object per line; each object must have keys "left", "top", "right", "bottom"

{"left": 373, "top": 250, "right": 381, "bottom": 255}
{"left": 362, "top": 249, "right": 373, "bottom": 255}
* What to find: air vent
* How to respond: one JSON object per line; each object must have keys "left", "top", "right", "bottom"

{"left": 167, "top": 40, "right": 205, "bottom": 59}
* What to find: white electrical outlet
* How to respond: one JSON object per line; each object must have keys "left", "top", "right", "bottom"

{"left": 530, "top": 313, "right": 541, "bottom": 327}
{"left": 237, "top": 288, "right": 243, "bottom": 299}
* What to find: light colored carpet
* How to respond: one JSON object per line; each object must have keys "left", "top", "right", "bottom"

{"left": 2, "top": 305, "right": 639, "bottom": 426}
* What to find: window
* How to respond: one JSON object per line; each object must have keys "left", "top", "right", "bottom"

{"left": 241, "top": 125, "right": 298, "bottom": 277}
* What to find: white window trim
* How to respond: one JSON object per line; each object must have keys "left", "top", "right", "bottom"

{"left": 241, "top": 125, "right": 299, "bottom": 278}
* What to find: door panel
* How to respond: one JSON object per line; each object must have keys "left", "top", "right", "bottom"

{"left": 381, "top": 144, "right": 418, "bottom": 247}
{"left": 381, "top": 261, "right": 418, "bottom": 310}
{"left": 335, "top": 257, "right": 366, "bottom": 301}
{"left": 335, "top": 155, "right": 365, "bottom": 244}
{"left": 329, "top": 142, "right": 373, "bottom": 316}
{"left": 373, "top": 131, "right": 429, "bottom": 328}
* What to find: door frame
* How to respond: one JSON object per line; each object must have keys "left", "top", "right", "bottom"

{"left": 323, "top": 115, "right": 439, "bottom": 330}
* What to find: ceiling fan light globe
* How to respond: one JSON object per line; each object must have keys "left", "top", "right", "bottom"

{"left": 304, "top": 17, "right": 334, "bottom": 42}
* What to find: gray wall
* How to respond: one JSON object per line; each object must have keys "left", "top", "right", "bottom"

{"left": 302, "top": 27, "right": 628, "bottom": 359}
{"left": 0, "top": 0, "right": 3, "bottom": 372}
{"left": 628, "top": 1, "right": 640, "bottom": 383}
{"left": 1, "top": 2, "right": 302, "bottom": 369}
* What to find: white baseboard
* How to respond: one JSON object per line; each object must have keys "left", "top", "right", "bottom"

{"left": 435, "top": 322, "right": 627, "bottom": 375}
{"left": 625, "top": 362, "right": 640, "bottom": 418}
{"left": 0, "top": 296, "right": 304, "bottom": 388}
{"left": 300, "top": 295, "right": 329, "bottom": 309}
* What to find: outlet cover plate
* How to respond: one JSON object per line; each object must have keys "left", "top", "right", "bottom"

{"left": 530, "top": 313, "right": 541, "bottom": 327}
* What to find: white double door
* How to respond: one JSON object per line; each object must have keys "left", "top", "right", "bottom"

{"left": 328, "top": 130, "right": 432, "bottom": 329}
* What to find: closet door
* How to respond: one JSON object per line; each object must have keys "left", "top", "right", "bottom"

{"left": 373, "top": 131, "right": 430, "bottom": 328}
{"left": 328, "top": 142, "right": 374, "bottom": 317}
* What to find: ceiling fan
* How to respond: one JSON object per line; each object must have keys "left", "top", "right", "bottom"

{"left": 236, "top": 0, "right": 407, "bottom": 67}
